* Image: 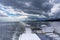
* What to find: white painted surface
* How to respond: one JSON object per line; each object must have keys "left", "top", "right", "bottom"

{"left": 19, "top": 28, "right": 41, "bottom": 40}
{"left": 53, "top": 37, "right": 60, "bottom": 40}
{"left": 50, "top": 22, "right": 60, "bottom": 33}
{"left": 42, "top": 27, "right": 54, "bottom": 33}
{"left": 46, "top": 33, "right": 54, "bottom": 35}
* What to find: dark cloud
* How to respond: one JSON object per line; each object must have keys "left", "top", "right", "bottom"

{"left": 0, "top": 0, "right": 52, "bottom": 12}
{"left": 0, "top": 0, "right": 55, "bottom": 19}
{"left": 42, "top": 2, "right": 53, "bottom": 12}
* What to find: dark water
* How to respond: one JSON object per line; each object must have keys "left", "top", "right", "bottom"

{"left": 0, "top": 22, "right": 21, "bottom": 40}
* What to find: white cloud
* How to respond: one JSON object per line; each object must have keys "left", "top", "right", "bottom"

{"left": 49, "top": 4, "right": 60, "bottom": 16}
{"left": 51, "top": 4, "right": 60, "bottom": 13}
{"left": 25, "top": 2, "right": 31, "bottom": 7}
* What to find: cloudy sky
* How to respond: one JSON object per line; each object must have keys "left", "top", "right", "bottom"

{"left": 0, "top": 0, "right": 60, "bottom": 21}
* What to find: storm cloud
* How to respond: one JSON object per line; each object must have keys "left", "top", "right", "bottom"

{"left": 0, "top": 0, "right": 60, "bottom": 20}
{"left": 0, "top": 0, "right": 52, "bottom": 13}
